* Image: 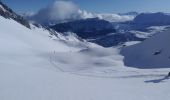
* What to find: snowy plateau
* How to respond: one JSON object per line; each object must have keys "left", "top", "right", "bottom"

{"left": 0, "top": 2, "right": 170, "bottom": 100}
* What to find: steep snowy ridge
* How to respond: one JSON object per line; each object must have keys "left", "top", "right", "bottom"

{"left": 0, "top": 1, "right": 30, "bottom": 28}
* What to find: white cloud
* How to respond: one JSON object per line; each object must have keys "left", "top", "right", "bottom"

{"left": 28, "top": 0, "right": 135, "bottom": 25}
{"left": 29, "top": 0, "right": 82, "bottom": 24}
{"left": 46, "top": 0, "right": 79, "bottom": 21}
{"left": 97, "top": 13, "right": 135, "bottom": 22}
{"left": 78, "top": 10, "right": 94, "bottom": 19}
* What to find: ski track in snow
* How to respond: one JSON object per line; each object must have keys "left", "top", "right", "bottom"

{"left": 49, "top": 49, "right": 170, "bottom": 80}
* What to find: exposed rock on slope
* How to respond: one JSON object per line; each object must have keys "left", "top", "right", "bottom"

{"left": 0, "top": 1, "right": 30, "bottom": 28}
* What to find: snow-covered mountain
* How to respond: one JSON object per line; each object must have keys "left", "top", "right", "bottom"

{"left": 51, "top": 18, "right": 145, "bottom": 47}
{"left": 0, "top": 1, "right": 94, "bottom": 69}
{"left": 1, "top": 12, "right": 170, "bottom": 99}
{"left": 121, "top": 12, "right": 170, "bottom": 31}
{"left": 112, "top": 12, "right": 170, "bottom": 42}
{"left": 49, "top": 12, "right": 170, "bottom": 47}
{"left": 1, "top": 1, "right": 170, "bottom": 100}
{"left": 119, "top": 13, "right": 170, "bottom": 68}
{"left": 121, "top": 29, "right": 170, "bottom": 68}
{"left": 132, "top": 12, "right": 170, "bottom": 26}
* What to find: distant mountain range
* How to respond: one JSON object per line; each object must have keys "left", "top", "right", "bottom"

{"left": 25, "top": 10, "right": 137, "bottom": 26}
{"left": 49, "top": 12, "right": 170, "bottom": 47}
{"left": 119, "top": 12, "right": 170, "bottom": 31}
{"left": 51, "top": 18, "right": 116, "bottom": 39}
{"left": 50, "top": 18, "right": 145, "bottom": 47}
{"left": 133, "top": 12, "right": 170, "bottom": 26}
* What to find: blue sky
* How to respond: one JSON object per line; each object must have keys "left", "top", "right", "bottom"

{"left": 3, "top": 0, "right": 170, "bottom": 13}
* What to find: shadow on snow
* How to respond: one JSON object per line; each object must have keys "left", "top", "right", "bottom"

{"left": 145, "top": 76, "right": 170, "bottom": 83}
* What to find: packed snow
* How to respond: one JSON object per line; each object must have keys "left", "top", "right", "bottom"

{"left": 0, "top": 16, "right": 170, "bottom": 100}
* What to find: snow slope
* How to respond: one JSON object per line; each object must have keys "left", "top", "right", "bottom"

{"left": 0, "top": 16, "right": 82, "bottom": 69}
{"left": 0, "top": 13, "right": 170, "bottom": 100}
{"left": 1, "top": 65, "right": 170, "bottom": 100}
{"left": 121, "top": 29, "right": 170, "bottom": 68}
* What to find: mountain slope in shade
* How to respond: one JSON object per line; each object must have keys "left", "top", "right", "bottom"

{"left": 51, "top": 18, "right": 145, "bottom": 47}
{"left": 121, "top": 30, "right": 170, "bottom": 68}
{"left": 51, "top": 18, "right": 116, "bottom": 39}
{"left": 132, "top": 12, "right": 170, "bottom": 26}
